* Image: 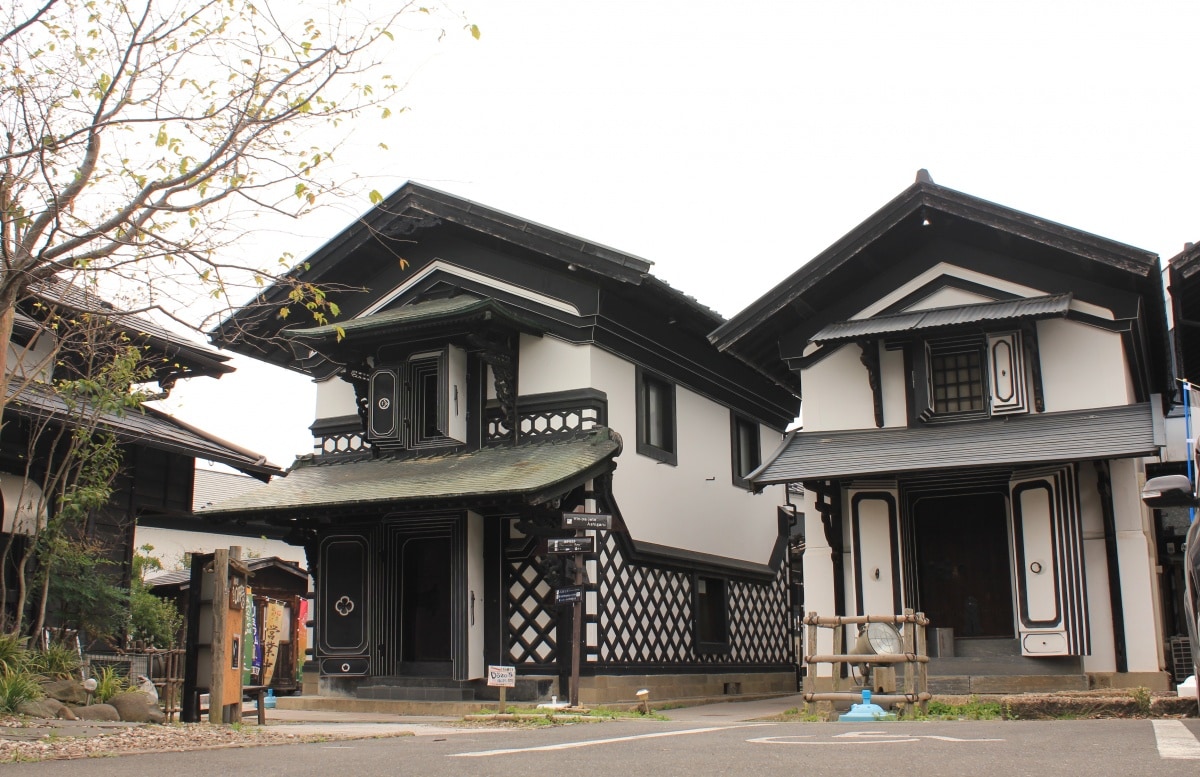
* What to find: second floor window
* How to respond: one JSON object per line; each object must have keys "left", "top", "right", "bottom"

{"left": 636, "top": 367, "right": 677, "bottom": 465}
{"left": 731, "top": 413, "right": 761, "bottom": 489}
{"left": 367, "top": 346, "right": 467, "bottom": 449}
{"left": 916, "top": 331, "right": 1027, "bottom": 422}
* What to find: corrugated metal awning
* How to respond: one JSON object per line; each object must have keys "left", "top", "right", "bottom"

{"left": 750, "top": 401, "right": 1163, "bottom": 484}
{"left": 811, "top": 293, "right": 1073, "bottom": 344}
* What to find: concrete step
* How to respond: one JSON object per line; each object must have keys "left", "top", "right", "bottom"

{"left": 928, "top": 674, "right": 1090, "bottom": 695}
{"left": 276, "top": 694, "right": 489, "bottom": 717}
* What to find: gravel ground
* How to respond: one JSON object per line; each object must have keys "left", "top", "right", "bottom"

{"left": 0, "top": 716, "right": 403, "bottom": 762}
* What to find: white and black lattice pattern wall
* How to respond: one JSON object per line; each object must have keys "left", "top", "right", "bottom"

{"left": 595, "top": 532, "right": 791, "bottom": 666}
{"left": 502, "top": 521, "right": 792, "bottom": 670}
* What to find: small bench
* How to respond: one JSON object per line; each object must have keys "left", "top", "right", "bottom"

{"left": 242, "top": 685, "right": 268, "bottom": 725}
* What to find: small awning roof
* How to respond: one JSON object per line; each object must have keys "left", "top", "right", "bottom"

{"left": 750, "top": 402, "right": 1163, "bottom": 485}
{"left": 200, "top": 427, "right": 622, "bottom": 519}
{"left": 810, "top": 293, "right": 1073, "bottom": 345}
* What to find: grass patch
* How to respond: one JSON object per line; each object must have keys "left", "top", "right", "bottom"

{"left": 920, "top": 697, "right": 1004, "bottom": 720}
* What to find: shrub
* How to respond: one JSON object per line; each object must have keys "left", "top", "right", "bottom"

{"left": 27, "top": 644, "right": 81, "bottom": 680}
{"left": 91, "top": 665, "right": 129, "bottom": 703}
{"left": 0, "top": 635, "right": 27, "bottom": 676}
{"left": 0, "top": 669, "right": 43, "bottom": 714}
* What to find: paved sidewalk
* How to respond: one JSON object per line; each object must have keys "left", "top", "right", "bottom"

{"left": 659, "top": 695, "right": 806, "bottom": 724}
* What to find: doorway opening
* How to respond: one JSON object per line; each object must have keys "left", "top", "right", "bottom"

{"left": 397, "top": 534, "right": 453, "bottom": 675}
{"left": 913, "top": 492, "right": 1014, "bottom": 639}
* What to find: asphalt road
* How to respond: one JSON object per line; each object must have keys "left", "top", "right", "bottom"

{"left": 7, "top": 718, "right": 1200, "bottom": 776}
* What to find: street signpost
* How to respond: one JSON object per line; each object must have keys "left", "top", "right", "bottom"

{"left": 547, "top": 536, "right": 596, "bottom": 554}
{"left": 555, "top": 586, "right": 584, "bottom": 605}
{"left": 557, "top": 511, "right": 611, "bottom": 709}
{"left": 562, "top": 512, "right": 612, "bottom": 530}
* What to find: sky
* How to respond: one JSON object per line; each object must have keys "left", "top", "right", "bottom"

{"left": 157, "top": 0, "right": 1200, "bottom": 468}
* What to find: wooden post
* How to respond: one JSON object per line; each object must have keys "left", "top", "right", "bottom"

{"left": 902, "top": 608, "right": 916, "bottom": 718}
{"left": 209, "top": 549, "right": 228, "bottom": 724}
{"left": 569, "top": 544, "right": 583, "bottom": 708}
{"left": 804, "top": 613, "right": 818, "bottom": 717}
{"left": 499, "top": 685, "right": 507, "bottom": 715}
{"left": 832, "top": 615, "right": 843, "bottom": 700}
{"left": 915, "top": 611, "right": 929, "bottom": 715}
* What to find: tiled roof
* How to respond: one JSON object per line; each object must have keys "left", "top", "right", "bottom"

{"left": 201, "top": 427, "right": 622, "bottom": 517}
{"left": 7, "top": 381, "right": 280, "bottom": 478}
{"left": 286, "top": 295, "right": 540, "bottom": 342}
{"left": 751, "top": 402, "right": 1162, "bottom": 484}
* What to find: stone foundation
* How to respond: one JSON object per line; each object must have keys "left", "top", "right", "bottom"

{"left": 576, "top": 671, "right": 796, "bottom": 705}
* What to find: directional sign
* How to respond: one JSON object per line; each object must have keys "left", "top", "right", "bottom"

{"left": 487, "top": 665, "right": 516, "bottom": 688}
{"left": 562, "top": 512, "right": 612, "bottom": 530}
{"left": 556, "top": 586, "right": 584, "bottom": 605}
{"left": 547, "top": 536, "right": 595, "bottom": 554}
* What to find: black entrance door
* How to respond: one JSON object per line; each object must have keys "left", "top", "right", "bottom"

{"left": 914, "top": 493, "right": 1015, "bottom": 639}
{"left": 395, "top": 531, "right": 454, "bottom": 675}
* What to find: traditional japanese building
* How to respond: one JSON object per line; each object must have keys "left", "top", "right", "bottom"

{"left": 714, "top": 171, "right": 1174, "bottom": 692}
{"left": 2, "top": 280, "right": 279, "bottom": 640}
{"left": 203, "top": 184, "right": 800, "bottom": 703}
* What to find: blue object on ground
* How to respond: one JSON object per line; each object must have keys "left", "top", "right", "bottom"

{"left": 838, "top": 689, "right": 896, "bottom": 721}
{"left": 264, "top": 689, "right": 277, "bottom": 709}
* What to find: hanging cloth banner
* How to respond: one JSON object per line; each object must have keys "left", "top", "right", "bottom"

{"left": 242, "top": 588, "right": 256, "bottom": 686}
{"left": 296, "top": 598, "right": 309, "bottom": 684}
{"left": 261, "top": 600, "right": 285, "bottom": 686}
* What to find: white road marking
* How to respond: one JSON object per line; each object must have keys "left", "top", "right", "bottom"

{"left": 749, "top": 731, "right": 1003, "bottom": 746}
{"left": 1153, "top": 720, "right": 1200, "bottom": 759}
{"left": 450, "top": 724, "right": 770, "bottom": 757}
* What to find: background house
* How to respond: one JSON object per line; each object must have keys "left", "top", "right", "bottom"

{"left": 714, "top": 171, "right": 1174, "bottom": 692}
{"left": 201, "top": 184, "right": 800, "bottom": 704}
{"left": 1, "top": 280, "right": 279, "bottom": 643}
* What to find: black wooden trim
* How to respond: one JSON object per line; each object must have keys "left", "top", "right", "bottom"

{"left": 310, "top": 414, "right": 361, "bottom": 435}
{"left": 876, "top": 277, "right": 1023, "bottom": 317}
{"left": 516, "top": 388, "right": 609, "bottom": 423}
{"left": 858, "top": 339, "right": 884, "bottom": 428}
{"left": 634, "top": 366, "right": 677, "bottom": 466}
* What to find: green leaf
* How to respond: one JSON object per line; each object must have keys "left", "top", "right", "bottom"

{"left": 468, "top": 24, "right": 481, "bottom": 40}
{"left": 369, "top": 189, "right": 383, "bottom": 205}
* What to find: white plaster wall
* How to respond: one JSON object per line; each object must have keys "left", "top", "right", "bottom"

{"left": 901, "top": 287, "right": 995, "bottom": 312}
{"left": 593, "top": 349, "right": 784, "bottom": 565}
{"left": 801, "top": 344, "right": 877, "bottom": 432}
{"left": 1037, "top": 319, "right": 1133, "bottom": 412}
{"left": 1076, "top": 462, "right": 1116, "bottom": 673}
{"left": 1108, "top": 457, "right": 1164, "bottom": 673}
{"left": 8, "top": 331, "right": 55, "bottom": 383}
{"left": 135, "top": 526, "right": 306, "bottom": 573}
{"left": 517, "top": 334, "right": 592, "bottom": 395}
{"left": 879, "top": 345, "right": 907, "bottom": 427}
{"left": 801, "top": 488, "right": 837, "bottom": 676}
{"left": 314, "top": 375, "right": 357, "bottom": 420}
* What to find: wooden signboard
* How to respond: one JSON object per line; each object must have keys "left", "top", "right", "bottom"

{"left": 547, "top": 536, "right": 595, "bottom": 554}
